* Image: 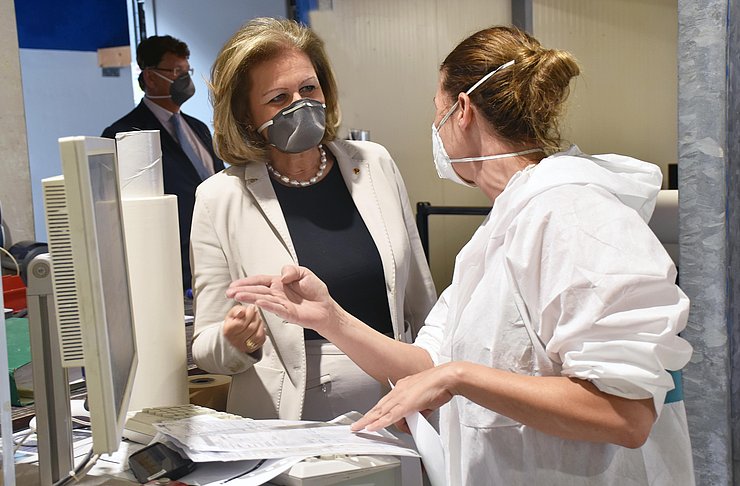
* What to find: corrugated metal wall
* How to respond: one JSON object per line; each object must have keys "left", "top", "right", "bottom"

{"left": 678, "top": 0, "right": 735, "bottom": 483}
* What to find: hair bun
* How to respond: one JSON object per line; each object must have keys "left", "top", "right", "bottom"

{"left": 441, "top": 26, "right": 580, "bottom": 153}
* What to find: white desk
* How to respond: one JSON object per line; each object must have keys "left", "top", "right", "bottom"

{"left": 9, "top": 429, "right": 419, "bottom": 486}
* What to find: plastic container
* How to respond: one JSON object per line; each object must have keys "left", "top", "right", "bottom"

{"left": 2, "top": 275, "right": 26, "bottom": 311}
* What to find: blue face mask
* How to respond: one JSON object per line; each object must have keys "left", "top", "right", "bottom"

{"left": 432, "top": 60, "right": 543, "bottom": 187}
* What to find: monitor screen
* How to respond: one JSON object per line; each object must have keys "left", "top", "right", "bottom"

{"left": 87, "top": 152, "right": 136, "bottom": 422}
{"left": 58, "top": 136, "right": 137, "bottom": 454}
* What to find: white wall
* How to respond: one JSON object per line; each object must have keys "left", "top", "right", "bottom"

{"left": 534, "top": 0, "right": 678, "bottom": 180}
{"left": 148, "top": 0, "right": 289, "bottom": 129}
{"left": 20, "top": 49, "right": 135, "bottom": 240}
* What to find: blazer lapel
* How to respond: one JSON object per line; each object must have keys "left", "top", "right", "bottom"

{"left": 241, "top": 163, "right": 298, "bottom": 264}
{"left": 241, "top": 162, "right": 304, "bottom": 388}
{"left": 329, "top": 142, "right": 399, "bottom": 325}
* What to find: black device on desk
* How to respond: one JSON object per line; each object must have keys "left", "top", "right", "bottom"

{"left": 129, "top": 442, "right": 196, "bottom": 484}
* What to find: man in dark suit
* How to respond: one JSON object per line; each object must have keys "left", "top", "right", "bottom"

{"left": 102, "top": 35, "right": 224, "bottom": 292}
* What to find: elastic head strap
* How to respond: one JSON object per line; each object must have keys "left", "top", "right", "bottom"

{"left": 438, "top": 59, "right": 516, "bottom": 128}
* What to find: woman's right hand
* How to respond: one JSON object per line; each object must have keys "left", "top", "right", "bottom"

{"left": 226, "top": 265, "right": 338, "bottom": 334}
{"left": 223, "top": 304, "right": 266, "bottom": 354}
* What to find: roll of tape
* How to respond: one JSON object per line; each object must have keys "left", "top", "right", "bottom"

{"left": 188, "top": 374, "right": 232, "bottom": 411}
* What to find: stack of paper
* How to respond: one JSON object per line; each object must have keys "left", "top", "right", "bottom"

{"left": 153, "top": 415, "right": 419, "bottom": 462}
{"left": 151, "top": 414, "right": 419, "bottom": 485}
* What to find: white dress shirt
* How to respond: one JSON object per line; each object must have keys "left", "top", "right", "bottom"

{"left": 143, "top": 97, "right": 215, "bottom": 174}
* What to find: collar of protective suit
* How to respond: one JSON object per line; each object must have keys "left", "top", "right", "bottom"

{"left": 489, "top": 145, "right": 662, "bottom": 239}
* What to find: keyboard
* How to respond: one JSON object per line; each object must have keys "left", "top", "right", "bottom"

{"left": 123, "top": 404, "right": 242, "bottom": 444}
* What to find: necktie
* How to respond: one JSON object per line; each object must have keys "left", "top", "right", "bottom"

{"left": 171, "top": 113, "right": 212, "bottom": 180}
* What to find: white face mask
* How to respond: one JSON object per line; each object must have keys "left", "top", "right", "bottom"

{"left": 432, "top": 122, "right": 475, "bottom": 187}
{"left": 432, "top": 60, "right": 544, "bottom": 187}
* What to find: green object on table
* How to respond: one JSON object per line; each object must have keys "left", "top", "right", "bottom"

{"left": 5, "top": 317, "right": 32, "bottom": 406}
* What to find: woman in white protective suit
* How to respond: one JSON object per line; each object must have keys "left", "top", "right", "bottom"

{"left": 225, "top": 25, "right": 694, "bottom": 485}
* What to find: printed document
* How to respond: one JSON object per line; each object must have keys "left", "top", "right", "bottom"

{"left": 152, "top": 415, "right": 419, "bottom": 462}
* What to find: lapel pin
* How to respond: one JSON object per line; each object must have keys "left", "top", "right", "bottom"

{"left": 353, "top": 168, "right": 360, "bottom": 175}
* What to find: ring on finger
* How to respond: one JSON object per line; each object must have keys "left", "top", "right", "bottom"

{"left": 244, "top": 337, "right": 258, "bottom": 352}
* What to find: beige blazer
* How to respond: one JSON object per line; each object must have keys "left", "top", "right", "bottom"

{"left": 190, "top": 140, "right": 437, "bottom": 419}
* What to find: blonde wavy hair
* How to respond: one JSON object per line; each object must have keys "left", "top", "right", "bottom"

{"left": 209, "top": 17, "right": 341, "bottom": 165}
{"left": 441, "top": 26, "right": 580, "bottom": 154}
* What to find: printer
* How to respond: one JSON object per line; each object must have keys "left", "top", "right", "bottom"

{"left": 269, "top": 454, "right": 402, "bottom": 486}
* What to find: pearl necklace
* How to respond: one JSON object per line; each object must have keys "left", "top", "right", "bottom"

{"left": 266, "top": 145, "right": 327, "bottom": 187}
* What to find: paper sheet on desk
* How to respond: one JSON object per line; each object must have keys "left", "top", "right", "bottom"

{"left": 387, "top": 380, "right": 447, "bottom": 486}
{"left": 153, "top": 415, "right": 419, "bottom": 462}
{"left": 178, "top": 455, "right": 307, "bottom": 486}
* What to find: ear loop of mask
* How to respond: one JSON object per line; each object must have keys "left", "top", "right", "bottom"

{"left": 146, "top": 69, "right": 174, "bottom": 99}
{"left": 437, "top": 59, "right": 516, "bottom": 129}
{"left": 437, "top": 59, "right": 544, "bottom": 163}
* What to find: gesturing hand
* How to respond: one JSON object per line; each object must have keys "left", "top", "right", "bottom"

{"left": 351, "top": 363, "right": 458, "bottom": 433}
{"left": 226, "top": 265, "right": 338, "bottom": 334}
{"left": 223, "top": 304, "right": 266, "bottom": 354}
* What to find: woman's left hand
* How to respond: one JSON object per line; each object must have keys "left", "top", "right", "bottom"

{"left": 227, "top": 265, "right": 338, "bottom": 334}
{"left": 351, "top": 363, "right": 459, "bottom": 433}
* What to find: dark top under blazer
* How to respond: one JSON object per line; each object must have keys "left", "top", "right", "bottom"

{"left": 102, "top": 101, "right": 225, "bottom": 291}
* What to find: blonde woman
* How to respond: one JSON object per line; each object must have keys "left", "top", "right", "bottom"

{"left": 228, "top": 26, "right": 694, "bottom": 485}
{"left": 190, "top": 17, "right": 436, "bottom": 421}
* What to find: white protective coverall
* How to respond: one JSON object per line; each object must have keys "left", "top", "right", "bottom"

{"left": 414, "top": 146, "right": 694, "bottom": 485}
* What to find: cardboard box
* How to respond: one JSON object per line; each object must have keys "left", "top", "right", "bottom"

{"left": 98, "top": 46, "right": 131, "bottom": 68}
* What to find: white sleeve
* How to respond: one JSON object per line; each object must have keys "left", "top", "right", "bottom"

{"left": 413, "top": 286, "right": 453, "bottom": 365}
{"left": 505, "top": 185, "right": 692, "bottom": 410}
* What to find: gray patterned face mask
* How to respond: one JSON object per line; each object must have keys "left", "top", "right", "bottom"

{"left": 257, "top": 99, "right": 326, "bottom": 153}
{"left": 148, "top": 71, "right": 195, "bottom": 106}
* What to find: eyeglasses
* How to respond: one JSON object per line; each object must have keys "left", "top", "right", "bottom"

{"left": 148, "top": 66, "right": 194, "bottom": 78}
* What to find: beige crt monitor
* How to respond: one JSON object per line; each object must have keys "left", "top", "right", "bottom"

{"left": 51, "top": 136, "right": 138, "bottom": 454}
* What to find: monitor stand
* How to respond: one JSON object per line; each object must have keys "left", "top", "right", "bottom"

{"left": 27, "top": 254, "right": 74, "bottom": 485}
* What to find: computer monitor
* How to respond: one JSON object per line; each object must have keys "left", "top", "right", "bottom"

{"left": 56, "top": 135, "right": 138, "bottom": 453}
{"left": 31, "top": 136, "right": 138, "bottom": 471}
